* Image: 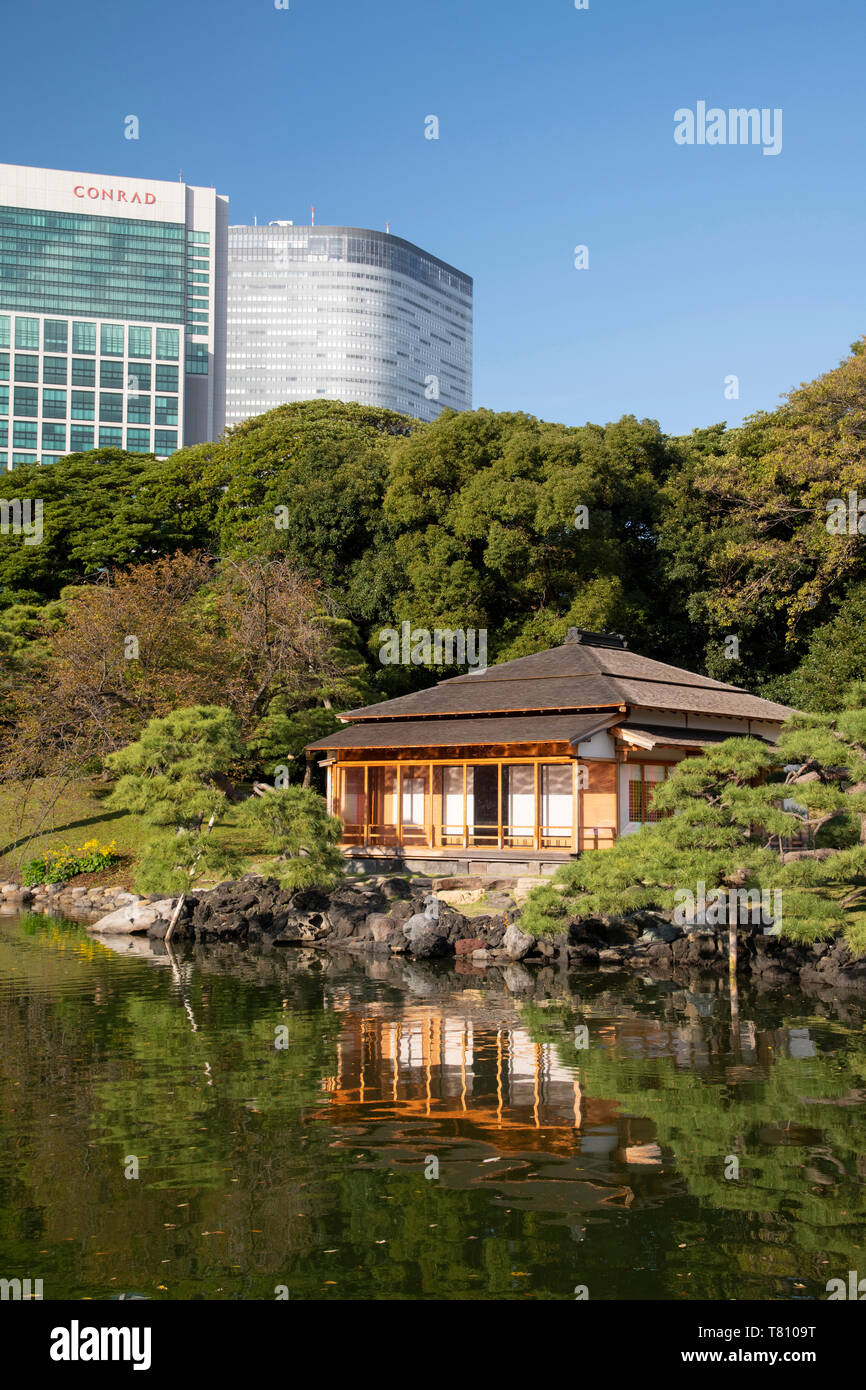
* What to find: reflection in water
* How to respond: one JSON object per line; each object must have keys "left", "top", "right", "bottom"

{"left": 0, "top": 913, "right": 865, "bottom": 1301}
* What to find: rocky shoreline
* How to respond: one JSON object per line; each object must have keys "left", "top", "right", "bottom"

{"left": 0, "top": 880, "right": 138, "bottom": 917}
{"left": 16, "top": 871, "right": 859, "bottom": 997}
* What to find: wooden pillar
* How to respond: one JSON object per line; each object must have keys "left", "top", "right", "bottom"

{"left": 396, "top": 763, "right": 403, "bottom": 849}
{"left": 462, "top": 762, "right": 468, "bottom": 849}
{"left": 571, "top": 760, "right": 579, "bottom": 854}
{"left": 497, "top": 761, "right": 503, "bottom": 850}
{"left": 363, "top": 764, "right": 369, "bottom": 848}
{"left": 578, "top": 761, "right": 586, "bottom": 845}
{"left": 533, "top": 760, "right": 540, "bottom": 852}
{"left": 426, "top": 760, "right": 434, "bottom": 848}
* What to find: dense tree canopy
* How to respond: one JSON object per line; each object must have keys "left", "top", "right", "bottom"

{"left": 2, "top": 343, "right": 866, "bottom": 747}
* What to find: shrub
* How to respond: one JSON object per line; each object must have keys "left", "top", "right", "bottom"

{"left": 21, "top": 838, "right": 120, "bottom": 886}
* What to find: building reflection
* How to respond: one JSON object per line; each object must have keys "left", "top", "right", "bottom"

{"left": 317, "top": 1005, "right": 662, "bottom": 1168}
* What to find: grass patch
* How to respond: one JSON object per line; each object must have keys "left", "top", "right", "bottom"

{"left": 0, "top": 776, "right": 287, "bottom": 889}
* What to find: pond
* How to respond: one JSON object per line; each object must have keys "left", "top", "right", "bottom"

{"left": 0, "top": 911, "right": 864, "bottom": 1301}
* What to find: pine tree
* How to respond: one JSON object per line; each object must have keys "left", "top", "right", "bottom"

{"left": 237, "top": 787, "right": 344, "bottom": 891}
{"left": 521, "top": 734, "right": 850, "bottom": 946}
{"left": 105, "top": 706, "right": 245, "bottom": 902}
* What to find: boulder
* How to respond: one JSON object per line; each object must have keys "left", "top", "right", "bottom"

{"left": 455, "top": 937, "right": 487, "bottom": 956}
{"left": 89, "top": 898, "right": 175, "bottom": 935}
{"left": 638, "top": 920, "right": 683, "bottom": 944}
{"left": 503, "top": 923, "right": 536, "bottom": 960}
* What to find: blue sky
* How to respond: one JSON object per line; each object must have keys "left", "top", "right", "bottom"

{"left": 2, "top": 0, "right": 863, "bottom": 435}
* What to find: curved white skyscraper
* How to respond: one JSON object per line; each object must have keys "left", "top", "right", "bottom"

{"left": 226, "top": 224, "right": 472, "bottom": 425}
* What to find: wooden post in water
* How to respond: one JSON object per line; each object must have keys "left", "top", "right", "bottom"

{"left": 165, "top": 810, "right": 217, "bottom": 943}
{"left": 728, "top": 884, "right": 739, "bottom": 1041}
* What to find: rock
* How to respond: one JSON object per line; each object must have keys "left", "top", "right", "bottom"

{"left": 567, "top": 946, "right": 597, "bottom": 967}
{"left": 638, "top": 921, "right": 683, "bottom": 944}
{"left": 379, "top": 877, "right": 412, "bottom": 901}
{"left": 645, "top": 942, "right": 673, "bottom": 961}
{"left": 455, "top": 937, "right": 487, "bottom": 956}
{"left": 89, "top": 898, "right": 175, "bottom": 935}
{"left": 366, "top": 913, "right": 394, "bottom": 943}
{"left": 407, "top": 926, "right": 451, "bottom": 960}
{"left": 503, "top": 923, "right": 536, "bottom": 960}
{"left": 503, "top": 963, "right": 535, "bottom": 993}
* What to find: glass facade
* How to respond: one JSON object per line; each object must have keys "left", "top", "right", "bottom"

{"left": 226, "top": 225, "right": 472, "bottom": 426}
{"left": 0, "top": 205, "right": 185, "bottom": 322}
{"left": 0, "top": 164, "right": 227, "bottom": 469}
{"left": 0, "top": 309, "right": 181, "bottom": 462}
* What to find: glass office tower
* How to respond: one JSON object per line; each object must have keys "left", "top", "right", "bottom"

{"left": 0, "top": 163, "right": 227, "bottom": 468}
{"left": 226, "top": 224, "right": 472, "bottom": 425}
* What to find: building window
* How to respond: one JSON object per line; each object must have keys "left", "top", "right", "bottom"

{"left": 99, "top": 392, "right": 123, "bottom": 423}
{"left": 100, "top": 323, "right": 124, "bottom": 357}
{"left": 42, "top": 389, "right": 67, "bottom": 419}
{"left": 185, "top": 342, "right": 209, "bottom": 375}
{"left": 14, "top": 318, "right": 39, "bottom": 350}
{"left": 98, "top": 427, "right": 123, "bottom": 448}
{"left": 127, "top": 396, "right": 150, "bottom": 424}
{"left": 0, "top": 316, "right": 9, "bottom": 349}
{"left": 126, "top": 428, "right": 151, "bottom": 453}
{"left": 154, "top": 395, "right": 177, "bottom": 426}
{"left": 42, "top": 422, "right": 66, "bottom": 452}
{"left": 628, "top": 764, "right": 669, "bottom": 824}
{"left": 540, "top": 763, "right": 574, "bottom": 847}
{"left": 72, "top": 322, "right": 96, "bottom": 355}
{"left": 128, "top": 326, "right": 152, "bottom": 359}
{"left": 155, "top": 364, "right": 178, "bottom": 391}
{"left": 128, "top": 362, "right": 150, "bottom": 392}
{"left": 154, "top": 429, "right": 177, "bottom": 454}
{"left": 155, "top": 328, "right": 179, "bottom": 361}
{"left": 14, "top": 355, "right": 38, "bottom": 382}
{"left": 100, "top": 360, "right": 126, "bottom": 390}
{"left": 0, "top": 385, "right": 7, "bottom": 416}
{"left": 44, "top": 320, "right": 68, "bottom": 353}
{"left": 70, "top": 425, "right": 94, "bottom": 451}
{"left": 71, "top": 391, "right": 95, "bottom": 421}
{"left": 13, "top": 387, "right": 38, "bottom": 416}
{"left": 43, "top": 356, "right": 68, "bottom": 384}
{"left": 0, "top": 353, "right": 8, "bottom": 381}
{"left": 13, "top": 421, "right": 37, "bottom": 449}
{"left": 71, "top": 358, "right": 95, "bottom": 386}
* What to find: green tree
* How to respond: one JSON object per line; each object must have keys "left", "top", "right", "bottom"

{"left": 237, "top": 786, "right": 344, "bottom": 890}
{"left": 381, "top": 408, "right": 679, "bottom": 672}
{"left": 521, "top": 736, "right": 845, "bottom": 945}
{"left": 105, "top": 706, "right": 245, "bottom": 898}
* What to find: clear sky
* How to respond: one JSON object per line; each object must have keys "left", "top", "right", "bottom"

{"left": 2, "top": 0, "right": 863, "bottom": 435}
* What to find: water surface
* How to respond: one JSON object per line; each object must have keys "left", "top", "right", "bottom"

{"left": 0, "top": 912, "right": 864, "bottom": 1300}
